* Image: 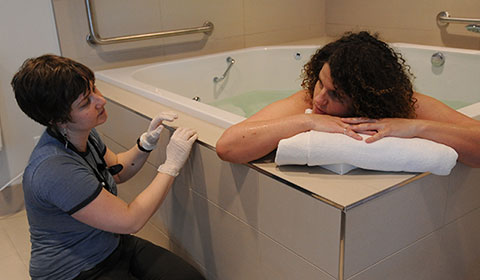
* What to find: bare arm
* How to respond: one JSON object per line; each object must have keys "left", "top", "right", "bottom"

{"left": 72, "top": 173, "right": 174, "bottom": 234}
{"left": 103, "top": 111, "right": 178, "bottom": 183}
{"left": 216, "top": 91, "right": 354, "bottom": 163}
{"left": 72, "top": 127, "right": 197, "bottom": 234}
{"left": 103, "top": 146, "right": 149, "bottom": 184}
{"left": 344, "top": 93, "right": 480, "bottom": 167}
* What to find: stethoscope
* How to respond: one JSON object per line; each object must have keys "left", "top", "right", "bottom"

{"left": 47, "top": 128, "right": 123, "bottom": 195}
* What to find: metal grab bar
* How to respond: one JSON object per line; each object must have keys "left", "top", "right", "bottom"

{"left": 85, "top": 0, "right": 214, "bottom": 45}
{"left": 437, "top": 11, "right": 480, "bottom": 26}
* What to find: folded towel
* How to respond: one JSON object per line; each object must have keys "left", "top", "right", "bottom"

{"left": 275, "top": 131, "right": 458, "bottom": 175}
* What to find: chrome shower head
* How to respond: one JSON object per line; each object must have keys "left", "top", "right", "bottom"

{"left": 466, "top": 24, "right": 480, "bottom": 33}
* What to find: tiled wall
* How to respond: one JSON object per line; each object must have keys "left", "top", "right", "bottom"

{"left": 52, "top": 0, "right": 480, "bottom": 70}
{"left": 97, "top": 101, "right": 342, "bottom": 280}
{"left": 325, "top": 0, "right": 480, "bottom": 49}
{"left": 52, "top": 0, "right": 325, "bottom": 70}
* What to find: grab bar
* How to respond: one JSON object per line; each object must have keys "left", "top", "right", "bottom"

{"left": 437, "top": 11, "right": 480, "bottom": 26}
{"left": 213, "top": 57, "right": 235, "bottom": 83}
{"left": 85, "top": 0, "right": 214, "bottom": 45}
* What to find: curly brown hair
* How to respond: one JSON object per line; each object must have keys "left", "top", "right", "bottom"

{"left": 301, "top": 31, "right": 416, "bottom": 118}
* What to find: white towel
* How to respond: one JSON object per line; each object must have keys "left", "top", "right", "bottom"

{"left": 275, "top": 131, "right": 458, "bottom": 176}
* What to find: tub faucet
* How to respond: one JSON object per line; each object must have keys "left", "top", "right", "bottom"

{"left": 213, "top": 57, "right": 235, "bottom": 83}
{"left": 466, "top": 24, "right": 480, "bottom": 33}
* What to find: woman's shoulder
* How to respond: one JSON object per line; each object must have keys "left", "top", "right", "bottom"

{"left": 413, "top": 92, "right": 478, "bottom": 123}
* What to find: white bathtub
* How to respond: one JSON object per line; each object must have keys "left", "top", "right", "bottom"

{"left": 96, "top": 44, "right": 480, "bottom": 128}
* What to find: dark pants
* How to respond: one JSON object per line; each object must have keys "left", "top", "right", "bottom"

{"left": 74, "top": 235, "right": 205, "bottom": 280}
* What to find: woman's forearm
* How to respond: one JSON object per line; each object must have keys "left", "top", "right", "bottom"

{"left": 415, "top": 120, "right": 480, "bottom": 167}
{"left": 112, "top": 146, "right": 150, "bottom": 183}
{"left": 73, "top": 171, "right": 175, "bottom": 234}
{"left": 123, "top": 172, "right": 174, "bottom": 233}
{"left": 216, "top": 114, "right": 313, "bottom": 163}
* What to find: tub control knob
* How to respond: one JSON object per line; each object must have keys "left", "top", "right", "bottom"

{"left": 431, "top": 52, "right": 445, "bottom": 67}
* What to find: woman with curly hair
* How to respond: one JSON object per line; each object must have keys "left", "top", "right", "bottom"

{"left": 216, "top": 31, "right": 480, "bottom": 166}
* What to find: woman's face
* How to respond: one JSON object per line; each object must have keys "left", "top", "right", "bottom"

{"left": 67, "top": 85, "right": 107, "bottom": 133}
{"left": 312, "top": 63, "right": 352, "bottom": 117}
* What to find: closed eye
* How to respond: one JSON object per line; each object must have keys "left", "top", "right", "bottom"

{"left": 77, "top": 92, "right": 92, "bottom": 108}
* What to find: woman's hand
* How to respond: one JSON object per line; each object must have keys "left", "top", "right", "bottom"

{"left": 139, "top": 111, "right": 178, "bottom": 151}
{"left": 342, "top": 117, "right": 420, "bottom": 143}
{"left": 309, "top": 114, "right": 363, "bottom": 140}
{"left": 158, "top": 127, "right": 198, "bottom": 177}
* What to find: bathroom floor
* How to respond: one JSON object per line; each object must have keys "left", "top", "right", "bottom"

{"left": 0, "top": 209, "right": 167, "bottom": 279}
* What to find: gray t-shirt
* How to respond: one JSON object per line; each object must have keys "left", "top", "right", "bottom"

{"left": 23, "top": 128, "right": 119, "bottom": 280}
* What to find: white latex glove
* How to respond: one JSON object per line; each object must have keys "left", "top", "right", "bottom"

{"left": 158, "top": 127, "right": 198, "bottom": 177}
{"left": 139, "top": 112, "right": 178, "bottom": 151}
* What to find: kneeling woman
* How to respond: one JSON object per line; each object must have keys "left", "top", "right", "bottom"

{"left": 12, "top": 54, "right": 204, "bottom": 280}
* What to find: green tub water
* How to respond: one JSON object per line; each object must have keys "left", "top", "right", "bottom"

{"left": 207, "top": 90, "right": 472, "bottom": 118}
{"left": 207, "top": 90, "right": 296, "bottom": 117}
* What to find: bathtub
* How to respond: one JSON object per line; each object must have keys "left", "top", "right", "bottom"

{"left": 96, "top": 43, "right": 480, "bottom": 128}
{"left": 96, "top": 44, "right": 480, "bottom": 279}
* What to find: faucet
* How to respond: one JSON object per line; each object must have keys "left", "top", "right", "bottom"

{"left": 213, "top": 57, "right": 235, "bottom": 83}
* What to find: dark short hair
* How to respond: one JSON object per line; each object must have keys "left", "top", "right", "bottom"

{"left": 301, "top": 31, "right": 416, "bottom": 118}
{"left": 11, "top": 54, "right": 95, "bottom": 127}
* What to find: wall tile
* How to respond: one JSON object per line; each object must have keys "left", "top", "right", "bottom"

{"left": 244, "top": 0, "right": 324, "bottom": 34}
{"left": 190, "top": 144, "right": 261, "bottom": 227}
{"left": 52, "top": 0, "right": 327, "bottom": 69}
{"left": 325, "top": 0, "right": 480, "bottom": 49}
{"left": 258, "top": 173, "right": 341, "bottom": 278}
{"left": 160, "top": 0, "right": 244, "bottom": 40}
{"left": 344, "top": 174, "right": 449, "bottom": 278}
{"left": 93, "top": 0, "right": 163, "bottom": 38}
{"left": 258, "top": 233, "right": 336, "bottom": 280}
{"left": 347, "top": 207, "right": 480, "bottom": 280}
{"left": 445, "top": 163, "right": 480, "bottom": 223}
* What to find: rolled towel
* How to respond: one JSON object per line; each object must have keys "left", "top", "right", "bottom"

{"left": 275, "top": 131, "right": 458, "bottom": 176}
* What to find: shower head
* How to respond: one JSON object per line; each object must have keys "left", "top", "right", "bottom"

{"left": 466, "top": 24, "right": 480, "bottom": 33}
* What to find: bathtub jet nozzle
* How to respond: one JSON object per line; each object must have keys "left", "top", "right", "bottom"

{"left": 213, "top": 57, "right": 235, "bottom": 83}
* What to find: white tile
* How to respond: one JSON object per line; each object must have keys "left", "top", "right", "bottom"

{"left": 190, "top": 144, "right": 260, "bottom": 227}
{"left": 0, "top": 253, "right": 30, "bottom": 280}
{"left": 93, "top": 0, "right": 162, "bottom": 38}
{"left": 0, "top": 210, "right": 31, "bottom": 271}
{"left": 258, "top": 233, "right": 336, "bottom": 280}
{"left": 326, "top": 0, "right": 432, "bottom": 29}
{"left": 344, "top": 174, "right": 449, "bottom": 278}
{"left": 159, "top": 182, "right": 336, "bottom": 280}
{"left": 258, "top": 173, "right": 341, "bottom": 278}
{"left": 0, "top": 227, "right": 17, "bottom": 259}
{"left": 445, "top": 163, "right": 480, "bottom": 223}
{"left": 244, "top": 0, "right": 324, "bottom": 34}
{"left": 440, "top": 206, "right": 480, "bottom": 279}
{"left": 161, "top": 183, "right": 263, "bottom": 280}
{"left": 160, "top": 0, "right": 244, "bottom": 40}
{"left": 0, "top": 184, "right": 25, "bottom": 217}
{"left": 189, "top": 143, "right": 341, "bottom": 276}
{"left": 134, "top": 221, "right": 170, "bottom": 248}
{"left": 1, "top": 211, "right": 30, "bottom": 265}
{"left": 347, "top": 207, "right": 480, "bottom": 280}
